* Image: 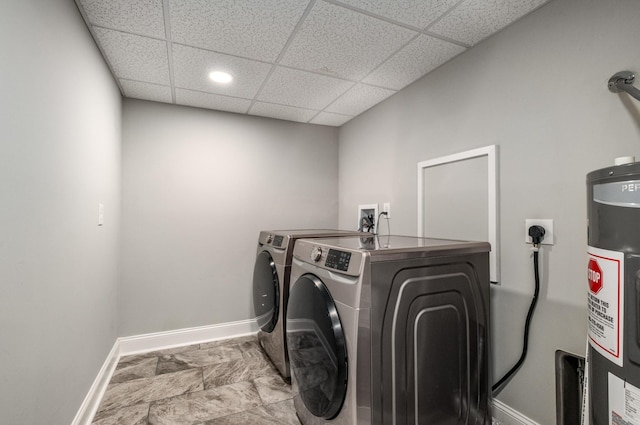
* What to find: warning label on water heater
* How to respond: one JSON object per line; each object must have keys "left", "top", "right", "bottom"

{"left": 608, "top": 373, "right": 640, "bottom": 425}
{"left": 588, "top": 246, "right": 624, "bottom": 367}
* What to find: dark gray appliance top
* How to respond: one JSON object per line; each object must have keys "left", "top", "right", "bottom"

{"left": 292, "top": 235, "right": 490, "bottom": 277}
{"left": 266, "top": 229, "right": 364, "bottom": 238}
{"left": 588, "top": 161, "right": 640, "bottom": 182}
{"left": 308, "top": 235, "right": 490, "bottom": 258}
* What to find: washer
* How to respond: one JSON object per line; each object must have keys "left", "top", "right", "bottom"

{"left": 252, "top": 229, "right": 365, "bottom": 380}
{"left": 286, "top": 235, "right": 492, "bottom": 425}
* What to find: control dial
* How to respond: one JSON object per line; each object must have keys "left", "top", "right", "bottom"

{"left": 311, "top": 246, "right": 323, "bottom": 262}
{"left": 266, "top": 234, "right": 273, "bottom": 244}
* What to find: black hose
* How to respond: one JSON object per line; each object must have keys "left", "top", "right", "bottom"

{"left": 492, "top": 249, "right": 541, "bottom": 393}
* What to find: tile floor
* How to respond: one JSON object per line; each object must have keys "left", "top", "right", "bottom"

{"left": 91, "top": 334, "right": 301, "bottom": 425}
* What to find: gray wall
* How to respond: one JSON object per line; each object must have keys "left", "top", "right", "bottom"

{"left": 338, "top": 0, "right": 640, "bottom": 423}
{"left": 120, "top": 100, "right": 339, "bottom": 336}
{"left": 0, "top": 1, "right": 122, "bottom": 424}
{"left": 4, "top": 0, "right": 639, "bottom": 423}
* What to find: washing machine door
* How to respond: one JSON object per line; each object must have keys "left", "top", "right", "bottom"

{"left": 286, "top": 273, "right": 347, "bottom": 420}
{"left": 252, "top": 250, "right": 279, "bottom": 333}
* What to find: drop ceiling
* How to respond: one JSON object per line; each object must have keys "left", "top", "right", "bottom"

{"left": 75, "top": 0, "right": 551, "bottom": 127}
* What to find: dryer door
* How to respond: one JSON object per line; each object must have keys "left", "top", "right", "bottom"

{"left": 252, "top": 250, "right": 279, "bottom": 333}
{"left": 286, "top": 273, "right": 347, "bottom": 420}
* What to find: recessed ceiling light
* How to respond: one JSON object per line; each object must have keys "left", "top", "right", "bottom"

{"left": 209, "top": 71, "right": 233, "bottom": 84}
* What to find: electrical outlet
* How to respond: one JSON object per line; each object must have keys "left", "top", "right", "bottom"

{"left": 98, "top": 203, "right": 104, "bottom": 226}
{"left": 383, "top": 202, "right": 391, "bottom": 218}
{"left": 525, "top": 219, "right": 553, "bottom": 245}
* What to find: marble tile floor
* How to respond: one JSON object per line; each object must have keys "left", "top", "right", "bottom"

{"left": 91, "top": 334, "right": 301, "bottom": 425}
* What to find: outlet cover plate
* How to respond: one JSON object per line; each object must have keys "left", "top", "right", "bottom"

{"left": 383, "top": 202, "right": 391, "bottom": 218}
{"left": 525, "top": 219, "right": 553, "bottom": 245}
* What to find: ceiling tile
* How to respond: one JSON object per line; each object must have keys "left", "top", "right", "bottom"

{"left": 78, "top": 0, "right": 166, "bottom": 38}
{"left": 325, "top": 84, "right": 395, "bottom": 116}
{"left": 363, "top": 34, "right": 466, "bottom": 90}
{"left": 335, "top": 0, "right": 459, "bottom": 29}
{"left": 258, "top": 67, "right": 354, "bottom": 110}
{"left": 279, "top": 1, "right": 416, "bottom": 80}
{"left": 249, "top": 102, "right": 318, "bottom": 123}
{"left": 77, "top": 0, "right": 548, "bottom": 125}
{"left": 168, "top": 0, "right": 309, "bottom": 62}
{"left": 310, "top": 112, "right": 354, "bottom": 127}
{"left": 428, "top": 0, "right": 550, "bottom": 45}
{"left": 93, "top": 27, "right": 170, "bottom": 85}
{"left": 120, "top": 79, "right": 173, "bottom": 103}
{"left": 172, "top": 44, "right": 273, "bottom": 99}
{"left": 175, "top": 88, "right": 252, "bottom": 114}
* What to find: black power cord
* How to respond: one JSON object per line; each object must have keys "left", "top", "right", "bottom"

{"left": 492, "top": 225, "right": 545, "bottom": 394}
{"left": 376, "top": 211, "right": 390, "bottom": 236}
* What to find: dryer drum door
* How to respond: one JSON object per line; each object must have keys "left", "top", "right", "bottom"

{"left": 252, "top": 251, "right": 279, "bottom": 333}
{"left": 286, "top": 274, "right": 348, "bottom": 420}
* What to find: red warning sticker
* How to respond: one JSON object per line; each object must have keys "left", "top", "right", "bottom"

{"left": 587, "top": 246, "right": 624, "bottom": 367}
{"left": 588, "top": 258, "right": 603, "bottom": 294}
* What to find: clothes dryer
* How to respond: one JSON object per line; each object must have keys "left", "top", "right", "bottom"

{"left": 286, "top": 235, "right": 491, "bottom": 425}
{"left": 252, "top": 229, "right": 364, "bottom": 380}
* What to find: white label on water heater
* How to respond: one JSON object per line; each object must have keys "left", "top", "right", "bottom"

{"left": 587, "top": 246, "right": 624, "bottom": 367}
{"left": 608, "top": 373, "right": 640, "bottom": 425}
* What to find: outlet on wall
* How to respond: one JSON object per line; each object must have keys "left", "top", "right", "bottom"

{"left": 383, "top": 202, "right": 391, "bottom": 218}
{"left": 525, "top": 219, "right": 553, "bottom": 245}
{"left": 98, "top": 203, "right": 104, "bottom": 226}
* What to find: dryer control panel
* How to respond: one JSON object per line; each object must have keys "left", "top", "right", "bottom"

{"left": 293, "top": 238, "right": 365, "bottom": 276}
{"left": 325, "top": 249, "right": 351, "bottom": 271}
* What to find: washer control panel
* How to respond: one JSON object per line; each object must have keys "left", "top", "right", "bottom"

{"left": 272, "top": 235, "right": 284, "bottom": 247}
{"left": 262, "top": 233, "right": 284, "bottom": 247}
{"left": 325, "top": 249, "right": 351, "bottom": 271}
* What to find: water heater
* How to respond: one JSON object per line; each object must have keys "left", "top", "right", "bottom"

{"left": 587, "top": 161, "right": 640, "bottom": 424}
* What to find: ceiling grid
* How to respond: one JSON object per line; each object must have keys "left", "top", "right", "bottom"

{"left": 75, "top": 0, "right": 551, "bottom": 126}
{"left": 162, "top": 0, "right": 177, "bottom": 104}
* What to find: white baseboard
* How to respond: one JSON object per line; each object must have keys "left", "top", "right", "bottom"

{"left": 493, "top": 399, "right": 540, "bottom": 425}
{"left": 70, "top": 341, "right": 120, "bottom": 425}
{"left": 71, "top": 319, "right": 258, "bottom": 425}
{"left": 118, "top": 319, "right": 258, "bottom": 356}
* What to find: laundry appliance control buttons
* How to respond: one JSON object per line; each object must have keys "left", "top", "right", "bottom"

{"left": 311, "top": 246, "right": 323, "bottom": 262}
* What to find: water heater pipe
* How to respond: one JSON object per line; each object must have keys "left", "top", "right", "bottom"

{"left": 608, "top": 71, "right": 640, "bottom": 101}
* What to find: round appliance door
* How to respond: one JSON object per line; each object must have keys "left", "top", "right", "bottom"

{"left": 286, "top": 273, "right": 347, "bottom": 420}
{"left": 252, "top": 250, "right": 279, "bottom": 333}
